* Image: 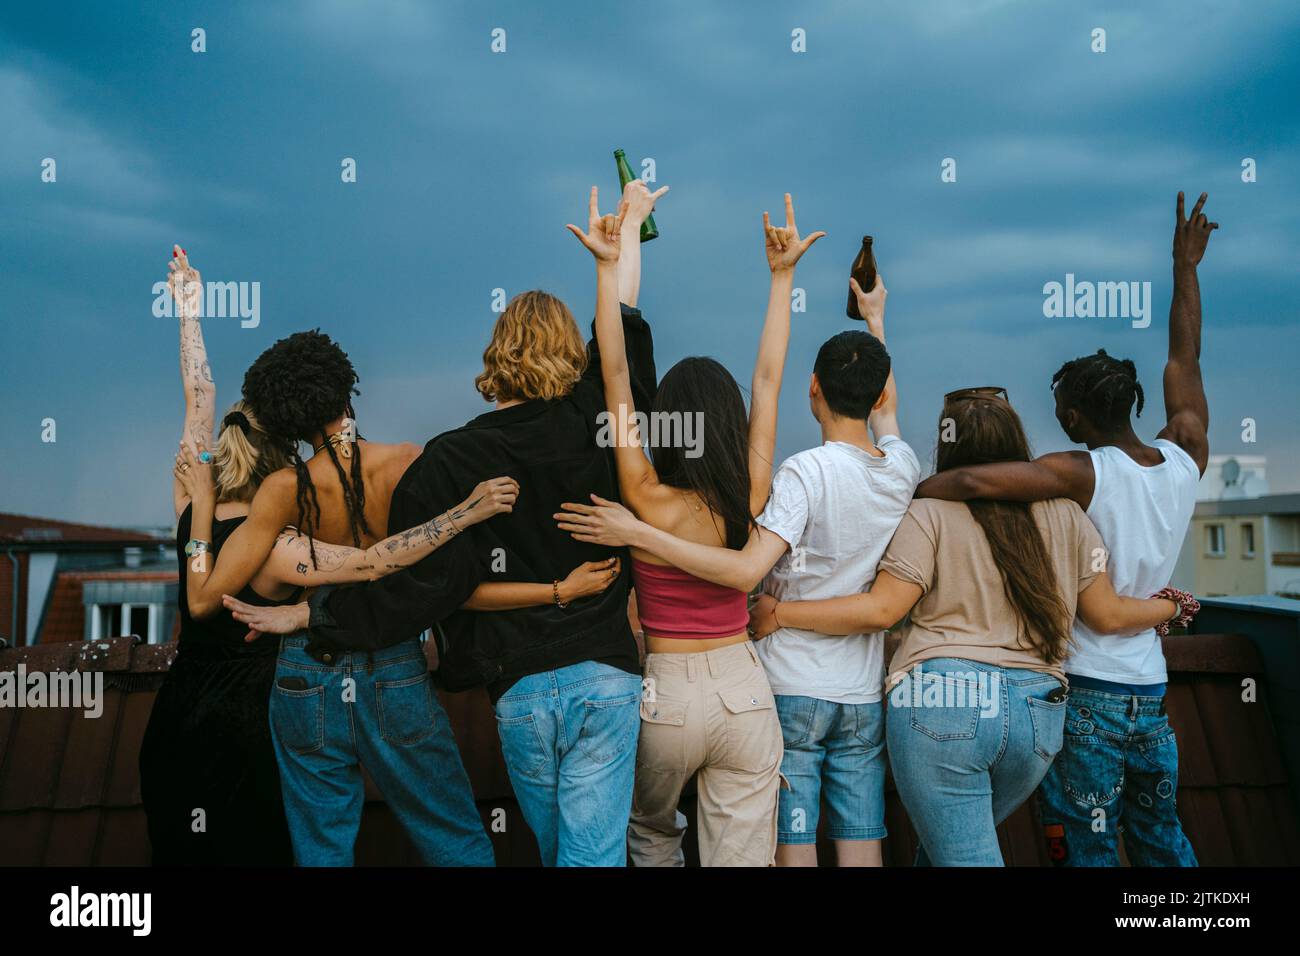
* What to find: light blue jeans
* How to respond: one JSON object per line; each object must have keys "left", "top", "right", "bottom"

{"left": 494, "top": 660, "right": 642, "bottom": 866}
{"left": 886, "top": 658, "right": 1066, "bottom": 866}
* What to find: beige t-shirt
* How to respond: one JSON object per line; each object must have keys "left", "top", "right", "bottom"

{"left": 879, "top": 497, "right": 1104, "bottom": 687}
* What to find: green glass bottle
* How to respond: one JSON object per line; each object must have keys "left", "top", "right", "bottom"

{"left": 614, "top": 149, "right": 658, "bottom": 242}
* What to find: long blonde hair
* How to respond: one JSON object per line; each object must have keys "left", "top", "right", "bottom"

{"left": 213, "top": 400, "right": 293, "bottom": 503}
{"left": 475, "top": 290, "right": 587, "bottom": 402}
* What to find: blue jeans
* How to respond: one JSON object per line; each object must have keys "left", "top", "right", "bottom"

{"left": 886, "top": 658, "right": 1066, "bottom": 866}
{"left": 1037, "top": 686, "right": 1197, "bottom": 866}
{"left": 269, "top": 636, "right": 493, "bottom": 867}
{"left": 494, "top": 660, "right": 641, "bottom": 866}
{"left": 775, "top": 695, "right": 887, "bottom": 844}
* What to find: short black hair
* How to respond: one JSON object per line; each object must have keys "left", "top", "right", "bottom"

{"left": 813, "top": 330, "right": 891, "bottom": 420}
{"left": 1051, "top": 348, "right": 1144, "bottom": 432}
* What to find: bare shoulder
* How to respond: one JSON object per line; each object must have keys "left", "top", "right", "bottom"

{"left": 1037, "top": 450, "right": 1093, "bottom": 474}
{"left": 366, "top": 440, "right": 424, "bottom": 483}
{"left": 256, "top": 467, "right": 299, "bottom": 502}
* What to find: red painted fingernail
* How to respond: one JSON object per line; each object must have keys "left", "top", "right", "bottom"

{"left": 172, "top": 250, "right": 178, "bottom": 257}
{"left": 182, "top": 248, "right": 186, "bottom": 254}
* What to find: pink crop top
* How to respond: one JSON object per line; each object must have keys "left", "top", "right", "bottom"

{"left": 630, "top": 557, "right": 749, "bottom": 639}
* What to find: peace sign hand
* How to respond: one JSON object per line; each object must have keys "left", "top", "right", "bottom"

{"left": 566, "top": 186, "right": 625, "bottom": 262}
{"left": 764, "top": 193, "right": 826, "bottom": 274}
{"left": 1174, "top": 191, "right": 1218, "bottom": 268}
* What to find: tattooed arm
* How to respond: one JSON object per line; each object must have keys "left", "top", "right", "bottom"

{"left": 169, "top": 245, "right": 215, "bottom": 518}
{"left": 259, "top": 478, "right": 518, "bottom": 587}
{"left": 176, "top": 450, "right": 517, "bottom": 599}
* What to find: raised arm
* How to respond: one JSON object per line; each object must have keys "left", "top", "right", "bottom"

{"left": 556, "top": 494, "right": 789, "bottom": 592}
{"left": 1156, "top": 191, "right": 1217, "bottom": 475}
{"left": 169, "top": 245, "right": 215, "bottom": 518}
{"left": 1076, "top": 570, "right": 1178, "bottom": 635}
{"left": 567, "top": 183, "right": 667, "bottom": 512}
{"left": 748, "top": 572, "right": 923, "bottom": 637}
{"left": 914, "top": 451, "right": 1095, "bottom": 508}
{"left": 851, "top": 274, "right": 897, "bottom": 441}
{"left": 750, "top": 195, "right": 825, "bottom": 514}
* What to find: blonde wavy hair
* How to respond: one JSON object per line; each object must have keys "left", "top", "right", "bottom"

{"left": 475, "top": 290, "right": 587, "bottom": 403}
{"left": 213, "top": 400, "right": 293, "bottom": 503}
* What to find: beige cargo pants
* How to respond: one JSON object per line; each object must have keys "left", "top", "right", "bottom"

{"left": 627, "top": 641, "right": 785, "bottom": 867}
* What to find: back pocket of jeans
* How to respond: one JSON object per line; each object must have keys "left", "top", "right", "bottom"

{"left": 272, "top": 683, "right": 325, "bottom": 755}
{"left": 1028, "top": 695, "right": 1066, "bottom": 761}
{"left": 908, "top": 675, "right": 981, "bottom": 741}
{"left": 496, "top": 712, "right": 548, "bottom": 780}
{"left": 578, "top": 691, "right": 641, "bottom": 765}
{"left": 376, "top": 672, "right": 435, "bottom": 745}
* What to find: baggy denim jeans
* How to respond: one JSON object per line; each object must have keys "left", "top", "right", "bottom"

{"left": 269, "top": 635, "right": 494, "bottom": 866}
{"left": 1037, "top": 686, "right": 1197, "bottom": 866}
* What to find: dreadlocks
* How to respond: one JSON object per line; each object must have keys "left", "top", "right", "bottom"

{"left": 1051, "top": 348, "right": 1145, "bottom": 433}
{"left": 242, "top": 330, "right": 372, "bottom": 568}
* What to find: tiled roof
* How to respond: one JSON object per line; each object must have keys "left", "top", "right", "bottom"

{"left": 1, "top": 633, "right": 1296, "bottom": 866}
{"left": 0, "top": 513, "right": 164, "bottom": 546}
{"left": 37, "top": 569, "right": 180, "bottom": 645}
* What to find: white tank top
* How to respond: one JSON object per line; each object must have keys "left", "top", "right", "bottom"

{"left": 1065, "top": 439, "right": 1200, "bottom": 684}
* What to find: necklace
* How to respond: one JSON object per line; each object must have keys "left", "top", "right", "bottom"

{"left": 314, "top": 430, "right": 354, "bottom": 459}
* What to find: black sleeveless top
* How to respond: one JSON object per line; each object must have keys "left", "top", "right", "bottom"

{"left": 175, "top": 503, "right": 302, "bottom": 654}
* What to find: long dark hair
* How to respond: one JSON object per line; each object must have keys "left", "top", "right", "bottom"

{"left": 242, "top": 330, "right": 372, "bottom": 567}
{"left": 935, "top": 397, "right": 1072, "bottom": 664}
{"left": 649, "top": 357, "right": 754, "bottom": 551}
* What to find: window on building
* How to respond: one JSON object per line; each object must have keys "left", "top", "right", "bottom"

{"left": 1205, "top": 524, "right": 1225, "bottom": 557}
{"left": 90, "top": 603, "right": 165, "bottom": 643}
{"left": 1241, "top": 523, "right": 1256, "bottom": 558}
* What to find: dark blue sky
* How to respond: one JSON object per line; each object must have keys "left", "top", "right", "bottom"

{"left": 2, "top": 1, "right": 1298, "bottom": 525}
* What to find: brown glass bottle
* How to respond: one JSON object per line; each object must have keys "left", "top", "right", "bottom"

{"left": 846, "top": 236, "right": 877, "bottom": 319}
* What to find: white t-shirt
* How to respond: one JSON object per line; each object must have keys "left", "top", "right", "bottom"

{"left": 1066, "top": 439, "right": 1200, "bottom": 684}
{"left": 755, "top": 435, "right": 921, "bottom": 703}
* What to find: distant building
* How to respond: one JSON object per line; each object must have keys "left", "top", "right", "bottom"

{"left": 1197, "top": 454, "right": 1269, "bottom": 501}
{"left": 0, "top": 513, "right": 176, "bottom": 647}
{"left": 1172, "top": 494, "right": 1300, "bottom": 599}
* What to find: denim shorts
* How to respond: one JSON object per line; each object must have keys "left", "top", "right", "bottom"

{"left": 774, "top": 695, "right": 888, "bottom": 844}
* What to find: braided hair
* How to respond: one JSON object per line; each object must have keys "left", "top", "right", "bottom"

{"left": 242, "top": 330, "right": 372, "bottom": 568}
{"left": 1050, "top": 349, "right": 1144, "bottom": 433}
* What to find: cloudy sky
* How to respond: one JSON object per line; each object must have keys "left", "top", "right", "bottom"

{"left": 2, "top": 0, "right": 1297, "bottom": 526}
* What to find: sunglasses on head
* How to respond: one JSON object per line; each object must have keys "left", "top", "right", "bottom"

{"left": 943, "top": 386, "right": 1010, "bottom": 405}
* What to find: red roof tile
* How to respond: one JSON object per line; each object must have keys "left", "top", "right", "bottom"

{"left": 0, "top": 513, "right": 164, "bottom": 546}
